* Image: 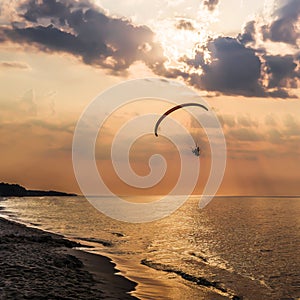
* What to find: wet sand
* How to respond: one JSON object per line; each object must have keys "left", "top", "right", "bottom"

{"left": 0, "top": 216, "right": 138, "bottom": 299}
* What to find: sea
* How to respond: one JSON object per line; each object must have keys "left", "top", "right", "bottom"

{"left": 0, "top": 195, "right": 299, "bottom": 300}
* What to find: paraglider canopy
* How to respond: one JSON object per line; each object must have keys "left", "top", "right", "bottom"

{"left": 154, "top": 102, "right": 208, "bottom": 137}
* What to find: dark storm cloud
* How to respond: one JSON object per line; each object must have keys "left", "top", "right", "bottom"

{"left": 264, "top": 54, "right": 300, "bottom": 89}
{"left": 175, "top": 19, "right": 195, "bottom": 31}
{"left": 184, "top": 37, "right": 266, "bottom": 97}
{"left": 238, "top": 21, "right": 256, "bottom": 45}
{"left": 5, "top": 24, "right": 88, "bottom": 56}
{"left": 268, "top": 89, "right": 294, "bottom": 98}
{"left": 203, "top": 0, "right": 219, "bottom": 11}
{"left": 1, "top": 0, "right": 166, "bottom": 73}
{"left": 20, "top": 0, "right": 74, "bottom": 24}
{"left": 179, "top": 35, "right": 299, "bottom": 98}
{"left": 262, "top": 0, "right": 300, "bottom": 45}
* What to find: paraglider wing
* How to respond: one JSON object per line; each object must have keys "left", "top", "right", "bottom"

{"left": 154, "top": 103, "right": 208, "bottom": 137}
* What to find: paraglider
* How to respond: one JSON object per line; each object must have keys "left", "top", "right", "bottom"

{"left": 154, "top": 102, "right": 208, "bottom": 157}
{"left": 154, "top": 103, "right": 208, "bottom": 137}
{"left": 192, "top": 143, "right": 200, "bottom": 157}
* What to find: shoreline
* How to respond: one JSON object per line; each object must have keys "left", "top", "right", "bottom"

{"left": 0, "top": 214, "right": 138, "bottom": 299}
{"left": 0, "top": 197, "right": 240, "bottom": 300}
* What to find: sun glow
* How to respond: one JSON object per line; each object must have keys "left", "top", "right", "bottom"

{"left": 150, "top": 7, "right": 219, "bottom": 73}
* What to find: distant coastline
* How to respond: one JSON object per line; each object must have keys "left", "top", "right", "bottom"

{"left": 0, "top": 182, "right": 77, "bottom": 197}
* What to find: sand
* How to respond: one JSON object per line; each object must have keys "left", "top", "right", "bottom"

{"left": 0, "top": 216, "right": 138, "bottom": 300}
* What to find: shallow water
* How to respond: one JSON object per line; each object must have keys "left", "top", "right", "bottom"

{"left": 1, "top": 196, "right": 300, "bottom": 299}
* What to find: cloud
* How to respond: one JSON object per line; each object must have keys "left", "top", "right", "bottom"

{"left": 237, "top": 115, "right": 258, "bottom": 127}
{"left": 30, "top": 119, "right": 74, "bottom": 134}
{"left": 0, "top": 118, "right": 74, "bottom": 149}
{"left": 224, "top": 113, "right": 300, "bottom": 149}
{"left": 218, "top": 114, "right": 236, "bottom": 128}
{"left": 19, "top": 89, "right": 37, "bottom": 116}
{"left": 0, "top": 89, "right": 37, "bottom": 120}
{"left": 267, "top": 128, "right": 283, "bottom": 144}
{"left": 238, "top": 21, "right": 256, "bottom": 45}
{"left": 0, "top": 88, "right": 59, "bottom": 121}
{"left": 219, "top": 114, "right": 258, "bottom": 129}
{"left": 265, "top": 114, "right": 277, "bottom": 126}
{"left": 264, "top": 54, "right": 300, "bottom": 89}
{"left": 203, "top": 0, "right": 219, "bottom": 11}
{"left": 20, "top": 0, "right": 75, "bottom": 24}
{"left": 176, "top": 0, "right": 300, "bottom": 98}
{"left": 179, "top": 35, "right": 299, "bottom": 98}
{"left": 283, "top": 113, "right": 300, "bottom": 136}
{"left": 175, "top": 19, "right": 195, "bottom": 31}
{"left": 0, "top": 61, "right": 30, "bottom": 69}
{"left": 228, "top": 127, "right": 264, "bottom": 142}
{"left": 184, "top": 37, "right": 266, "bottom": 97}
{"left": 261, "top": 0, "right": 300, "bottom": 45}
{"left": 220, "top": 112, "right": 300, "bottom": 163}
{"left": 1, "top": 0, "right": 166, "bottom": 74}
{"left": 0, "top": 0, "right": 298, "bottom": 98}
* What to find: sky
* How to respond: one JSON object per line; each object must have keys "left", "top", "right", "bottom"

{"left": 0, "top": 0, "right": 299, "bottom": 196}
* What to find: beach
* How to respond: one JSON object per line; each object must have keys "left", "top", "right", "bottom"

{"left": 0, "top": 215, "right": 137, "bottom": 300}
{"left": 1, "top": 195, "right": 299, "bottom": 299}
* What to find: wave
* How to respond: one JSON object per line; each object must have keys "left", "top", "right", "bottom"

{"left": 141, "top": 259, "right": 242, "bottom": 300}
{"left": 76, "top": 237, "right": 113, "bottom": 247}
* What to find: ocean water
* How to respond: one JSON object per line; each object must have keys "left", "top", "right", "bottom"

{"left": 0, "top": 195, "right": 299, "bottom": 300}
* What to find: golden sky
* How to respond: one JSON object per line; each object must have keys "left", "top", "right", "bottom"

{"left": 0, "top": 0, "right": 299, "bottom": 196}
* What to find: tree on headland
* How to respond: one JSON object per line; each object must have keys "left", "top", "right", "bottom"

{"left": 0, "top": 182, "right": 76, "bottom": 197}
